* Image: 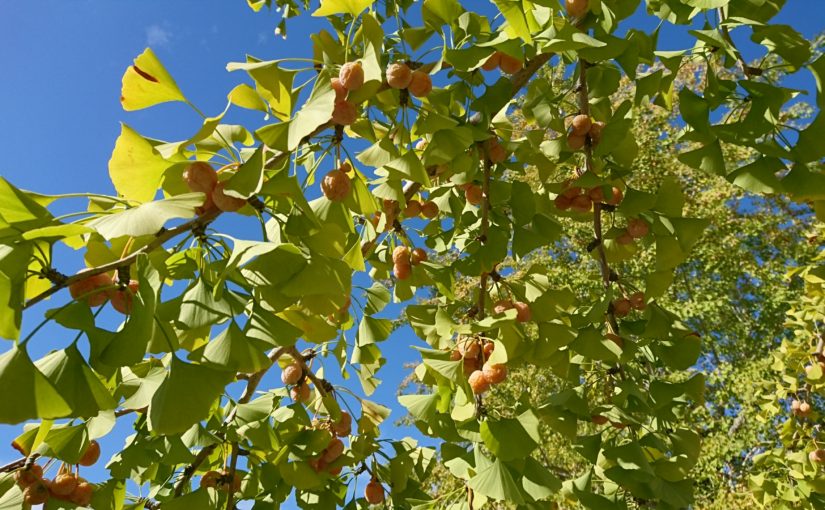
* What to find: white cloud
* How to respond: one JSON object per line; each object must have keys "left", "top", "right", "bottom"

{"left": 146, "top": 24, "right": 171, "bottom": 47}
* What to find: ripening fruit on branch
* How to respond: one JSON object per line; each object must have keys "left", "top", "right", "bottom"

{"left": 420, "top": 201, "right": 439, "bottom": 219}
{"left": 281, "top": 362, "right": 303, "bottom": 385}
{"left": 458, "top": 337, "right": 481, "bottom": 359}
{"left": 791, "top": 400, "right": 812, "bottom": 417}
{"left": 571, "top": 114, "right": 592, "bottom": 136}
{"left": 588, "top": 187, "right": 605, "bottom": 203}
{"left": 51, "top": 473, "right": 79, "bottom": 497}
{"left": 332, "top": 100, "right": 357, "bottom": 125}
{"left": 468, "top": 370, "right": 491, "bottom": 394}
{"left": 212, "top": 182, "right": 247, "bottom": 212}
{"left": 386, "top": 62, "right": 413, "bottom": 89}
{"left": 481, "top": 51, "right": 501, "bottom": 71}
{"left": 566, "top": 0, "right": 589, "bottom": 18}
{"left": 605, "top": 186, "right": 623, "bottom": 205}
{"left": 393, "top": 261, "right": 411, "bottom": 280}
{"left": 485, "top": 137, "right": 507, "bottom": 163}
{"left": 365, "top": 479, "right": 385, "bottom": 504}
{"left": 69, "top": 272, "right": 111, "bottom": 307}
{"left": 482, "top": 362, "right": 507, "bottom": 384}
{"left": 493, "top": 299, "right": 513, "bottom": 315}
{"left": 627, "top": 218, "right": 650, "bottom": 238}
{"left": 482, "top": 341, "right": 495, "bottom": 357}
{"left": 554, "top": 194, "right": 572, "bottom": 211}
{"left": 513, "top": 301, "right": 532, "bottom": 323}
{"left": 403, "top": 199, "right": 421, "bottom": 218}
{"left": 629, "top": 291, "right": 646, "bottom": 310}
{"left": 616, "top": 231, "right": 634, "bottom": 245}
{"left": 322, "top": 437, "right": 345, "bottom": 463}
{"left": 14, "top": 464, "right": 43, "bottom": 488}
{"left": 613, "top": 298, "right": 633, "bottom": 317}
{"left": 333, "top": 411, "right": 352, "bottom": 437}
{"left": 606, "top": 333, "right": 624, "bottom": 349}
{"left": 498, "top": 52, "right": 523, "bottom": 74}
{"left": 200, "top": 470, "right": 220, "bottom": 489}
{"left": 110, "top": 279, "right": 139, "bottom": 315}
{"left": 339, "top": 61, "right": 364, "bottom": 91}
{"left": 183, "top": 161, "right": 218, "bottom": 194}
{"left": 810, "top": 449, "right": 825, "bottom": 464}
{"left": 392, "top": 245, "right": 410, "bottom": 265}
{"left": 570, "top": 194, "right": 592, "bottom": 213}
{"left": 411, "top": 248, "right": 427, "bottom": 265}
{"left": 589, "top": 121, "right": 605, "bottom": 145}
{"left": 23, "top": 480, "right": 50, "bottom": 505}
{"left": 408, "top": 70, "right": 432, "bottom": 97}
{"left": 591, "top": 415, "right": 609, "bottom": 425}
{"left": 291, "top": 383, "right": 312, "bottom": 403}
{"left": 464, "top": 184, "right": 483, "bottom": 206}
{"left": 70, "top": 481, "right": 94, "bottom": 506}
{"left": 567, "top": 132, "right": 586, "bottom": 151}
{"left": 463, "top": 357, "right": 480, "bottom": 376}
{"left": 79, "top": 440, "right": 101, "bottom": 467}
{"left": 331, "top": 78, "right": 347, "bottom": 102}
{"left": 321, "top": 168, "right": 351, "bottom": 201}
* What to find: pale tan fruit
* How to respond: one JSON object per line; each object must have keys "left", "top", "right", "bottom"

{"left": 333, "top": 411, "right": 352, "bottom": 437}
{"left": 291, "top": 383, "right": 312, "bottom": 403}
{"left": 183, "top": 161, "right": 218, "bottom": 193}
{"left": 468, "top": 370, "right": 491, "bottom": 394}
{"left": 498, "top": 53, "right": 523, "bottom": 74}
{"left": 110, "top": 280, "right": 139, "bottom": 315}
{"left": 458, "top": 339, "right": 481, "bottom": 359}
{"left": 331, "top": 78, "right": 347, "bottom": 102}
{"left": 332, "top": 100, "right": 357, "bottom": 125}
{"left": 386, "top": 62, "right": 413, "bottom": 89}
{"left": 392, "top": 246, "right": 411, "bottom": 265}
{"left": 627, "top": 218, "right": 650, "bottom": 238}
{"left": 464, "top": 184, "right": 483, "bottom": 205}
{"left": 589, "top": 121, "right": 606, "bottom": 145}
{"left": 566, "top": 0, "right": 589, "bottom": 18}
{"left": 567, "top": 132, "right": 586, "bottom": 151}
{"left": 393, "top": 262, "right": 411, "bottom": 280}
{"left": 212, "top": 182, "right": 247, "bottom": 212}
{"left": 493, "top": 299, "right": 514, "bottom": 315}
{"left": 411, "top": 248, "right": 428, "bottom": 265}
{"left": 321, "top": 169, "right": 351, "bottom": 201}
{"left": 810, "top": 449, "right": 825, "bottom": 464}
{"left": 408, "top": 70, "right": 433, "bottom": 97}
{"left": 322, "top": 438, "right": 345, "bottom": 463}
{"left": 23, "top": 481, "right": 50, "bottom": 505}
{"left": 482, "top": 362, "right": 507, "bottom": 384}
{"left": 365, "top": 479, "right": 385, "bottom": 504}
{"left": 798, "top": 401, "right": 812, "bottom": 417}
{"left": 571, "top": 114, "right": 592, "bottom": 136}
{"left": 79, "top": 440, "right": 101, "bottom": 466}
{"left": 481, "top": 52, "right": 501, "bottom": 71}
{"left": 339, "top": 61, "right": 364, "bottom": 90}
{"left": 629, "top": 292, "right": 646, "bottom": 310}
{"left": 281, "top": 362, "right": 303, "bottom": 385}
{"left": 14, "top": 464, "right": 43, "bottom": 488}
{"left": 69, "top": 272, "right": 111, "bottom": 307}
{"left": 482, "top": 341, "right": 495, "bottom": 357}
{"left": 51, "top": 473, "right": 78, "bottom": 497}
{"left": 513, "top": 301, "right": 531, "bottom": 323}
{"left": 613, "top": 298, "right": 633, "bottom": 317}
{"left": 70, "top": 482, "right": 94, "bottom": 506}
{"left": 421, "top": 201, "right": 439, "bottom": 219}
{"left": 415, "top": 139, "right": 428, "bottom": 151}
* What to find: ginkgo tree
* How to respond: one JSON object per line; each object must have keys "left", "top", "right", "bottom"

{"left": 0, "top": 0, "right": 823, "bottom": 508}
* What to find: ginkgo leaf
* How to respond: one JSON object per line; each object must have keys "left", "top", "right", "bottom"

{"left": 86, "top": 193, "right": 204, "bottom": 240}
{"left": 312, "top": 0, "right": 373, "bottom": 17}
{"left": 120, "top": 47, "right": 186, "bottom": 111}
{"left": 108, "top": 123, "right": 176, "bottom": 203}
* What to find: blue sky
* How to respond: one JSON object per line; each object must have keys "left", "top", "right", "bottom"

{"left": 1, "top": 1, "right": 824, "bottom": 508}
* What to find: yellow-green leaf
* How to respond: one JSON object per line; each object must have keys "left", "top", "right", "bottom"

{"left": 108, "top": 124, "right": 173, "bottom": 203}
{"left": 312, "top": 0, "right": 374, "bottom": 16}
{"left": 120, "top": 48, "right": 186, "bottom": 111}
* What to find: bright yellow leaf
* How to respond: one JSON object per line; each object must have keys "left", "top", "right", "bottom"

{"left": 120, "top": 48, "right": 186, "bottom": 111}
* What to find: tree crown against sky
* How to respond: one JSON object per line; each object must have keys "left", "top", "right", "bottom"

{"left": 0, "top": 0, "right": 824, "bottom": 509}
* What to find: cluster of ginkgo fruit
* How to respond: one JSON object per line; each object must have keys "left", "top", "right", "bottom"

{"left": 611, "top": 291, "right": 647, "bottom": 319}
{"left": 281, "top": 360, "right": 314, "bottom": 404}
{"left": 308, "top": 412, "right": 352, "bottom": 475}
{"left": 451, "top": 336, "right": 508, "bottom": 395}
{"left": 792, "top": 358, "right": 825, "bottom": 466}
{"left": 566, "top": 113, "right": 605, "bottom": 152}
{"left": 68, "top": 271, "right": 138, "bottom": 315}
{"left": 12, "top": 440, "right": 100, "bottom": 506}
{"left": 184, "top": 160, "right": 248, "bottom": 213}
{"left": 391, "top": 245, "right": 427, "bottom": 281}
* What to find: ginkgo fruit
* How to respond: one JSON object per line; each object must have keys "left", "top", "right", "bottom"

{"left": 14, "top": 464, "right": 43, "bottom": 488}
{"left": 613, "top": 298, "right": 633, "bottom": 317}
{"left": 70, "top": 482, "right": 94, "bottom": 506}
{"left": 411, "top": 248, "right": 427, "bottom": 265}
{"left": 571, "top": 114, "right": 592, "bottom": 136}
{"left": 450, "top": 349, "right": 462, "bottom": 361}
{"left": 333, "top": 411, "right": 352, "bottom": 437}
{"left": 464, "top": 184, "right": 483, "bottom": 205}
{"left": 493, "top": 299, "right": 513, "bottom": 315}
{"left": 408, "top": 70, "right": 432, "bottom": 97}
{"left": 386, "top": 62, "right": 413, "bottom": 89}
{"left": 392, "top": 246, "right": 410, "bottom": 265}
{"left": 281, "top": 362, "right": 303, "bottom": 385}
{"left": 605, "top": 186, "right": 623, "bottom": 205}
{"left": 420, "top": 201, "right": 439, "bottom": 219}
{"left": 403, "top": 199, "right": 422, "bottom": 217}
{"left": 513, "top": 301, "right": 532, "bottom": 322}
{"left": 23, "top": 481, "right": 50, "bottom": 505}
{"left": 183, "top": 161, "right": 218, "bottom": 194}
{"left": 331, "top": 77, "right": 347, "bottom": 102}
{"left": 589, "top": 121, "right": 606, "bottom": 145}
{"left": 110, "top": 279, "right": 139, "bottom": 315}
{"left": 485, "top": 137, "right": 507, "bottom": 163}
{"left": 468, "top": 370, "right": 491, "bottom": 394}
{"left": 482, "top": 341, "right": 495, "bottom": 357}
{"left": 498, "top": 52, "right": 523, "bottom": 74}
{"left": 291, "top": 383, "right": 312, "bottom": 403}
{"left": 365, "top": 479, "right": 385, "bottom": 504}
{"left": 339, "top": 61, "right": 364, "bottom": 90}
{"left": 212, "top": 182, "right": 247, "bottom": 212}
{"left": 481, "top": 52, "right": 501, "bottom": 71}
{"left": 482, "top": 362, "right": 507, "bottom": 384}
{"left": 51, "top": 473, "right": 79, "bottom": 497}
{"left": 200, "top": 470, "right": 221, "bottom": 489}
{"left": 616, "top": 231, "right": 634, "bottom": 245}
{"left": 332, "top": 100, "right": 357, "bottom": 125}
{"left": 627, "top": 218, "right": 650, "bottom": 238}
{"left": 69, "top": 272, "right": 112, "bottom": 306}
{"left": 79, "top": 440, "right": 101, "bottom": 466}
{"left": 458, "top": 338, "right": 481, "bottom": 359}
{"left": 393, "top": 262, "right": 411, "bottom": 280}
{"left": 554, "top": 194, "right": 573, "bottom": 210}
{"left": 566, "top": 0, "right": 589, "bottom": 18}
{"left": 588, "top": 186, "right": 605, "bottom": 203}
{"left": 567, "top": 132, "right": 586, "bottom": 151}
{"left": 591, "top": 415, "right": 609, "bottom": 425}
{"left": 629, "top": 291, "right": 646, "bottom": 310}
{"left": 570, "top": 194, "right": 592, "bottom": 213}
{"left": 798, "top": 401, "right": 812, "bottom": 417}
{"left": 810, "top": 449, "right": 825, "bottom": 464}
{"left": 322, "top": 438, "right": 345, "bottom": 463}
{"left": 321, "top": 168, "right": 351, "bottom": 201}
